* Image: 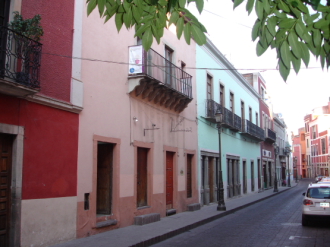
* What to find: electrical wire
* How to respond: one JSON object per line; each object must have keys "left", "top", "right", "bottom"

{"left": 42, "top": 52, "right": 322, "bottom": 71}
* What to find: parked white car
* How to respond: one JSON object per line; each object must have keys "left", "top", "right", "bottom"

{"left": 320, "top": 177, "right": 330, "bottom": 182}
{"left": 302, "top": 183, "right": 330, "bottom": 226}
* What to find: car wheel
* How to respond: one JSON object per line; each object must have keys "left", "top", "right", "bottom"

{"left": 302, "top": 215, "right": 308, "bottom": 226}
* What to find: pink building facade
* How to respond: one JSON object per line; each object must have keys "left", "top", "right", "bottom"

{"left": 75, "top": 6, "right": 199, "bottom": 239}
{"left": 292, "top": 133, "right": 302, "bottom": 179}
{"left": 304, "top": 101, "right": 330, "bottom": 177}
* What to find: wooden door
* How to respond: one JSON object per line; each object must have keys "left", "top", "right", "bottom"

{"left": 97, "top": 143, "right": 113, "bottom": 215}
{"left": 257, "top": 160, "right": 261, "bottom": 190}
{"left": 137, "top": 148, "right": 148, "bottom": 207}
{"left": 243, "top": 161, "right": 247, "bottom": 194}
{"left": 0, "top": 134, "right": 13, "bottom": 247}
{"left": 251, "top": 162, "right": 254, "bottom": 191}
{"left": 166, "top": 152, "right": 174, "bottom": 206}
{"left": 186, "top": 154, "right": 192, "bottom": 198}
{"left": 263, "top": 163, "right": 267, "bottom": 188}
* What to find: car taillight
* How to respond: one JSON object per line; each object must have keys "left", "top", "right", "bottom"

{"left": 303, "top": 199, "right": 314, "bottom": 205}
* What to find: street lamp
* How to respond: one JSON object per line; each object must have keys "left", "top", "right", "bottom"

{"left": 215, "top": 109, "right": 226, "bottom": 211}
{"left": 285, "top": 147, "right": 291, "bottom": 187}
{"left": 273, "top": 143, "right": 279, "bottom": 193}
{"left": 294, "top": 156, "right": 298, "bottom": 183}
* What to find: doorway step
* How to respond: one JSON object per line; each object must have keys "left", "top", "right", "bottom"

{"left": 166, "top": 209, "right": 176, "bottom": 216}
{"left": 134, "top": 213, "right": 160, "bottom": 225}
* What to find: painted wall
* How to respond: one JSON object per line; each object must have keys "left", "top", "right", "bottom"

{"left": 0, "top": 95, "right": 78, "bottom": 199}
{"left": 21, "top": 197, "right": 76, "bottom": 247}
{"left": 76, "top": 8, "right": 198, "bottom": 238}
{"left": 196, "top": 43, "right": 261, "bottom": 197}
{"left": 260, "top": 99, "right": 274, "bottom": 162}
{"left": 21, "top": 0, "right": 74, "bottom": 102}
{"left": 0, "top": 94, "right": 79, "bottom": 246}
{"left": 1, "top": 1, "right": 78, "bottom": 245}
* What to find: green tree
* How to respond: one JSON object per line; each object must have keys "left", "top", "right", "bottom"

{"left": 87, "top": 0, "right": 330, "bottom": 81}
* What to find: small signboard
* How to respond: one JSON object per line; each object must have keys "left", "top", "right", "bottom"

{"left": 129, "top": 45, "right": 143, "bottom": 74}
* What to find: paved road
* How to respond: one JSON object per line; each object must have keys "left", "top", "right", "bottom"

{"left": 152, "top": 179, "right": 330, "bottom": 247}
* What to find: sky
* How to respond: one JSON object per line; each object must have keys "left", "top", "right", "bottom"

{"left": 188, "top": 1, "right": 330, "bottom": 135}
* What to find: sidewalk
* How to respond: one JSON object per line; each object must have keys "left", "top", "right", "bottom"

{"left": 51, "top": 184, "right": 297, "bottom": 247}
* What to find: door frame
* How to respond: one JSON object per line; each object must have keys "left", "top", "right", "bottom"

{"left": 133, "top": 141, "right": 153, "bottom": 209}
{"left": 165, "top": 151, "right": 174, "bottom": 208}
{"left": 137, "top": 147, "right": 149, "bottom": 207}
{"left": 92, "top": 135, "right": 120, "bottom": 226}
{"left": 163, "top": 146, "right": 178, "bottom": 210}
{"left": 0, "top": 123, "right": 24, "bottom": 247}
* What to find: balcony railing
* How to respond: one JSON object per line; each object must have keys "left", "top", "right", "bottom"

{"left": 222, "top": 107, "right": 233, "bottom": 128}
{"left": 265, "top": 128, "right": 276, "bottom": 143}
{"left": 129, "top": 46, "right": 192, "bottom": 98}
{"left": 0, "top": 26, "right": 42, "bottom": 89}
{"left": 221, "top": 107, "right": 241, "bottom": 132}
{"left": 205, "top": 99, "right": 222, "bottom": 122}
{"left": 233, "top": 114, "right": 242, "bottom": 132}
{"left": 205, "top": 100, "right": 241, "bottom": 131}
{"left": 241, "top": 119, "right": 265, "bottom": 141}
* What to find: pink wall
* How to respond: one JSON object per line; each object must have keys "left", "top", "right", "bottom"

{"left": 76, "top": 11, "right": 198, "bottom": 237}
{"left": 22, "top": 1, "right": 74, "bottom": 102}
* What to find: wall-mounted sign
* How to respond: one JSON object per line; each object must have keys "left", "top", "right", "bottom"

{"left": 129, "top": 45, "right": 143, "bottom": 74}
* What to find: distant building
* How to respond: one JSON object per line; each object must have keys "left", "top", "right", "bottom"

{"left": 303, "top": 99, "right": 330, "bottom": 177}
{"left": 243, "top": 73, "right": 277, "bottom": 190}
{"left": 196, "top": 41, "right": 264, "bottom": 205}
{"left": 273, "top": 114, "right": 291, "bottom": 186}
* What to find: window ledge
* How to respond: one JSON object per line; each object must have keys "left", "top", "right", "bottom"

{"left": 95, "top": 219, "right": 117, "bottom": 229}
{"left": 137, "top": 206, "right": 151, "bottom": 210}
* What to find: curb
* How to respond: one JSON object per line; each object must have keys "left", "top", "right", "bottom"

{"left": 131, "top": 185, "right": 296, "bottom": 247}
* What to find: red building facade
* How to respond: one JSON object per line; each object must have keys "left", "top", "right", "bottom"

{"left": 0, "top": 1, "right": 80, "bottom": 246}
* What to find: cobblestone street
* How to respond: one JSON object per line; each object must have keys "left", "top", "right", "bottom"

{"left": 153, "top": 179, "right": 330, "bottom": 247}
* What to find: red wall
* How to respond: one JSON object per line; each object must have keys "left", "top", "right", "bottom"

{"left": 0, "top": 94, "right": 78, "bottom": 199}
{"left": 22, "top": 1, "right": 75, "bottom": 102}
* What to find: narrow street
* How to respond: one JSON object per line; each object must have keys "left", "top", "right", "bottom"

{"left": 152, "top": 179, "right": 330, "bottom": 247}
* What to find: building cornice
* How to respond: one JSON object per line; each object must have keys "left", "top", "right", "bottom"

{"left": 273, "top": 116, "right": 286, "bottom": 128}
{"left": 203, "top": 38, "right": 260, "bottom": 99}
{"left": 26, "top": 93, "right": 83, "bottom": 114}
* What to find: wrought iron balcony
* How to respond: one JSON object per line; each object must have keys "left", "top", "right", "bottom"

{"left": 0, "top": 26, "right": 42, "bottom": 96}
{"left": 241, "top": 119, "right": 265, "bottom": 142}
{"left": 222, "top": 108, "right": 241, "bottom": 132}
{"left": 205, "top": 99, "right": 222, "bottom": 122}
{"left": 265, "top": 128, "right": 276, "bottom": 143}
{"left": 128, "top": 45, "right": 193, "bottom": 112}
{"left": 279, "top": 148, "right": 285, "bottom": 156}
{"left": 204, "top": 100, "right": 241, "bottom": 131}
{"left": 222, "top": 107, "right": 233, "bottom": 129}
{"left": 232, "top": 114, "right": 242, "bottom": 132}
